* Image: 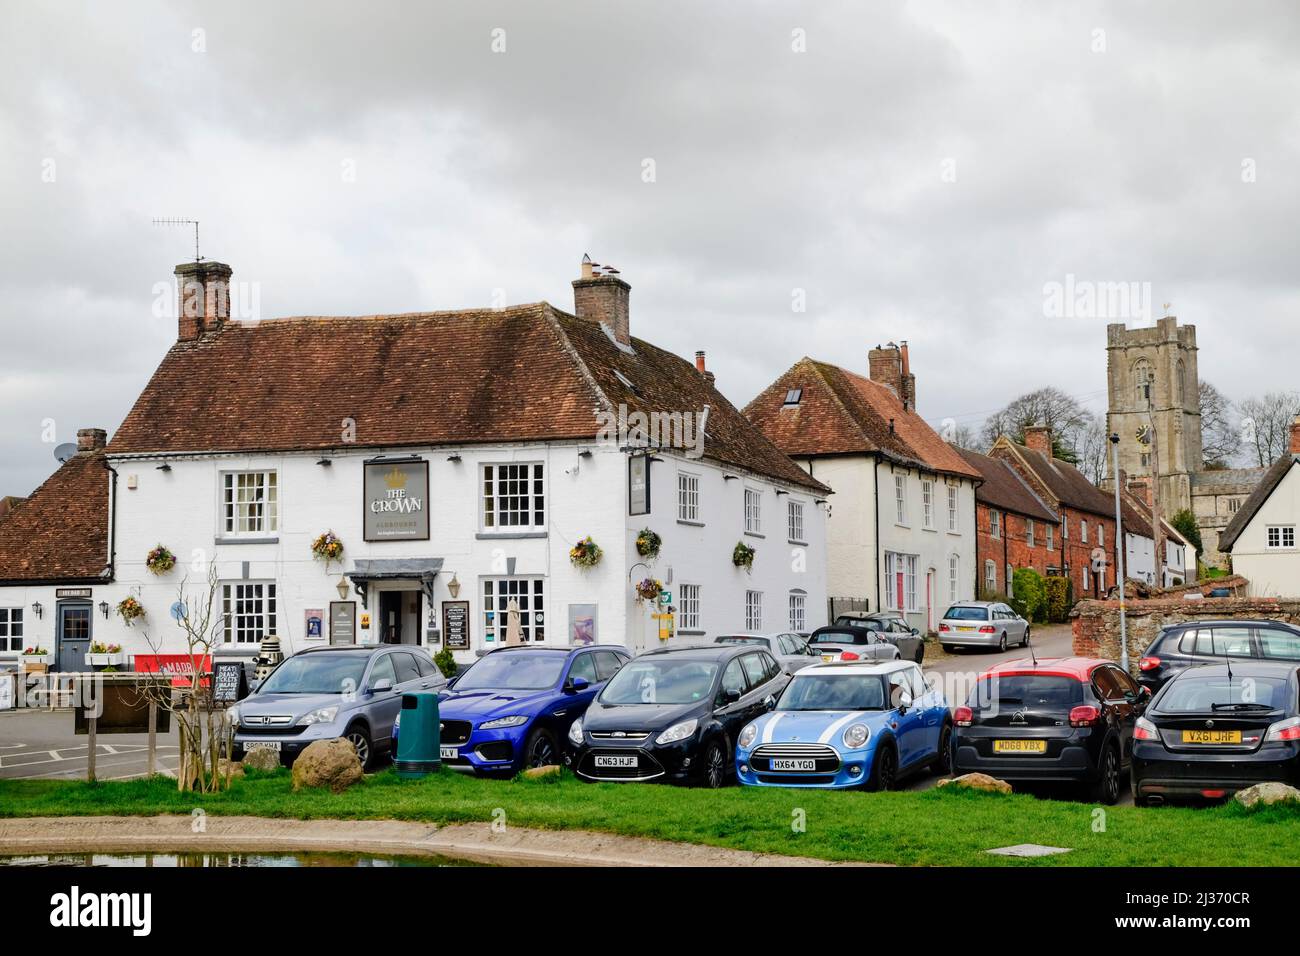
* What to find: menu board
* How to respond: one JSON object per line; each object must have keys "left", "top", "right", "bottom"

{"left": 213, "top": 660, "right": 248, "bottom": 703}
{"left": 330, "top": 601, "right": 357, "bottom": 645}
{"left": 442, "top": 601, "right": 470, "bottom": 650}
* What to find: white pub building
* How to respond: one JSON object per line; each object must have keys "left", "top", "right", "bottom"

{"left": 0, "top": 256, "right": 828, "bottom": 676}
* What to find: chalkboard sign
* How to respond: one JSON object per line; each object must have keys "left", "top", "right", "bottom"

{"left": 213, "top": 660, "right": 248, "bottom": 703}
{"left": 443, "top": 601, "right": 470, "bottom": 650}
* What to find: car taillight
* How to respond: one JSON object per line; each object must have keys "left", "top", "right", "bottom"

{"left": 1202, "top": 789, "right": 1226, "bottom": 799}
{"left": 1069, "top": 705, "right": 1101, "bottom": 727}
{"left": 954, "top": 706, "right": 973, "bottom": 727}
{"left": 1133, "top": 716, "right": 1158, "bottom": 740}
{"left": 1265, "top": 716, "right": 1300, "bottom": 742}
{"left": 1139, "top": 656, "right": 1160, "bottom": 671}
{"left": 939, "top": 623, "right": 950, "bottom": 632}
{"left": 978, "top": 626, "right": 996, "bottom": 633}
{"left": 840, "top": 651, "right": 860, "bottom": 661}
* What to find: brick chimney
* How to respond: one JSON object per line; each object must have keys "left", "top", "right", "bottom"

{"left": 899, "top": 340, "right": 917, "bottom": 409}
{"left": 1127, "top": 474, "right": 1153, "bottom": 507}
{"left": 1291, "top": 416, "right": 1300, "bottom": 455}
{"left": 868, "top": 343, "right": 903, "bottom": 398}
{"left": 572, "top": 255, "right": 631, "bottom": 347}
{"left": 1024, "top": 424, "right": 1053, "bottom": 457}
{"left": 694, "top": 350, "right": 716, "bottom": 385}
{"left": 76, "top": 428, "right": 107, "bottom": 455}
{"left": 175, "top": 260, "right": 233, "bottom": 341}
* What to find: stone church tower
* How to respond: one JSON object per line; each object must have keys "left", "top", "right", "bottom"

{"left": 1105, "top": 316, "right": 1201, "bottom": 516}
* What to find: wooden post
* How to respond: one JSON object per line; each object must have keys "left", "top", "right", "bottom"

{"left": 147, "top": 699, "right": 158, "bottom": 776}
{"left": 87, "top": 713, "right": 97, "bottom": 783}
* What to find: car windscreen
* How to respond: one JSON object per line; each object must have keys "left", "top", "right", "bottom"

{"left": 808, "top": 630, "right": 870, "bottom": 646}
{"left": 777, "top": 674, "right": 887, "bottom": 711}
{"left": 715, "top": 636, "right": 767, "bottom": 647}
{"left": 453, "top": 652, "right": 567, "bottom": 691}
{"left": 1156, "top": 676, "right": 1290, "bottom": 714}
{"left": 600, "top": 659, "right": 720, "bottom": 705}
{"left": 968, "top": 675, "right": 1082, "bottom": 712}
{"left": 834, "top": 618, "right": 884, "bottom": 630}
{"left": 944, "top": 606, "right": 989, "bottom": 621}
{"left": 258, "top": 653, "right": 369, "bottom": 695}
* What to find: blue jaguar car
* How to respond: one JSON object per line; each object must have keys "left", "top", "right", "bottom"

{"left": 393, "top": 644, "right": 629, "bottom": 775}
{"left": 735, "top": 659, "right": 952, "bottom": 790}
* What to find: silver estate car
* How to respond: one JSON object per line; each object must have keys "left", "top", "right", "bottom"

{"left": 938, "top": 602, "right": 1029, "bottom": 652}
{"left": 231, "top": 644, "right": 447, "bottom": 769}
{"left": 714, "top": 632, "right": 818, "bottom": 674}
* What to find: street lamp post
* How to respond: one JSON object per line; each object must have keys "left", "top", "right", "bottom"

{"left": 1110, "top": 433, "right": 1129, "bottom": 671}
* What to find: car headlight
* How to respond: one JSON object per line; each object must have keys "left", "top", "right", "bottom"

{"left": 568, "top": 718, "right": 584, "bottom": 746}
{"left": 738, "top": 723, "right": 758, "bottom": 750}
{"left": 480, "top": 715, "right": 529, "bottom": 730}
{"left": 297, "top": 706, "right": 340, "bottom": 726}
{"left": 655, "top": 719, "right": 698, "bottom": 745}
{"left": 842, "top": 723, "right": 870, "bottom": 749}
{"left": 226, "top": 705, "right": 241, "bottom": 726}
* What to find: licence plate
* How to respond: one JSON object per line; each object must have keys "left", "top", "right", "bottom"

{"left": 771, "top": 758, "right": 817, "bottom": 771}
{"left": 440, "top": 747, "right": 458, "bottom": 760}
{"left": 244, "top": 741, "right": 280, "bottom": 752}
{"left": 1182, "top": 730, "right": 1242, "bottom": 745}
{"left": 595, "top": 755, "right": 638, "bottom": 768}
{"left": 821, "top": 654, "right": 834, "bottom": 662}
{"left": 993, "top": 739, "right": 1046, "bottom": 754}
{"left": 957, "top": 626, "right": 975, "bottom": 632}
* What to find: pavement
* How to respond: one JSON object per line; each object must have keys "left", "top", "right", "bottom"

{"left": 0, "top": 709, "right": 179, "bottom": 781}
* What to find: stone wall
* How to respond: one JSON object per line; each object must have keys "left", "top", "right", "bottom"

{"left": 1072, "top": 588, "right": 1300, "bottom": 672}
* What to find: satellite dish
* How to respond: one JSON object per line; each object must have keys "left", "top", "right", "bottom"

{"left": 170, "top": 601, "right": 188, "bottom": 623}
{"left": 54, "top": 443, "right": 78, "bottom": 463}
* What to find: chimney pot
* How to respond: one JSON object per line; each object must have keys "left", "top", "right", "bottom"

{"left": 76, "top": 428, "right": 107, "bottom": 454}
{"left": 175, "top": 260, "right": 233, "bottom": 340}
{"left": 1024, "top": 424, "right": 1053, "bottom": 457}
{"left": 573, "top": 257, "right": 631, "bottom": 346}
{"left": 695, "top": 350, "right": 707, "bottom": 374}
{"left": 1290, "top": 416, "right": 1300, "bottom": 455}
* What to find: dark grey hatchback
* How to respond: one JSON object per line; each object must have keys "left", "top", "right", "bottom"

{"left": 1137, "top": 620, "right": 1300, "bottom": 693}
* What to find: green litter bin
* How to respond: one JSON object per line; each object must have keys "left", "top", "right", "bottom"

{"left": 394, "top": 691, "right": 441, "bottom": 779}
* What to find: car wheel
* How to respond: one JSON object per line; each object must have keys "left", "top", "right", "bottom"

{"left": 700, "top": 739, "right": 727, "bottom": 789}
{"left": 1089, "top": 744, "right": 1121, "bottom": 805}
{"left": 1022, "top": 627, "right": 1031, "bottom": 647}
{"left": 344, "top": 724, "right": 374, "bottom": 771}
{"left": 523, "top": 727, "right": 559, "bottom": 770}
{"left": 941, "top": 644, "right": 955, "bottom": 653}
{"left": 998, "top": 632, "right": 1008, "bottom": 653}
{"left": 933, "top": 722, "right": 953, "bottom": 776}
{"left": 866, "top": 743, "right": 898, "bottom": 792}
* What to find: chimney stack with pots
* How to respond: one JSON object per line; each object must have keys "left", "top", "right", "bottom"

{"left": 695, "top": 350, "right": 715, "bottom": 385}
{"left": 899, "top": 340, "right": 916, "bottom": 410}
{"left": 76, "top": 428, "right": 107, "bottom": 455}
{"left": 1291, "top": 416, "right": 1300, "bottom": 455}
{"left": 175, "top": 260, "right": 233, "bottom": 341}
{"left": 1023, "top": 424, "right": 1053, "bottom": 458}
{"left": 573, "top": 254, "right": 631, "bottom": 347}
{"left": 868, "top": 342, "right": 903, "bottom": 398}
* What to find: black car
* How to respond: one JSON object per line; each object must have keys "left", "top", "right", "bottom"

{"left": 952, "top": 657, "right": 1150, "bottom": 804}
{"left": 566, "top": 644, "right": 789, "bottom": 788}
{"left": 833, "top": 612, "right": 925, "bottom": 664}
{"left": 1137, "top": 619, "right": 1300, "bottom": 692}
{"left": 1131, "top": 661, "right": 1300, "bottom": 805}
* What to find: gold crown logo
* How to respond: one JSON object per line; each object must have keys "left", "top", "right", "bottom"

{"left": 384, "top": 465, "right": 408, "bottom": 490}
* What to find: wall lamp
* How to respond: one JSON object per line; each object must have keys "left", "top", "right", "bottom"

{"left": 98, "top": 601, "right": 110, "bottom": 620}
{"left": 335, "top": 576, "right": 350, "bottom": 600}
{"left": 155, "top": 463, "right": 172, "bottom": 472}
{"left": 316, "top": 457, "right": 333, "bottom": 467}
{"left": 30, "top": 602, "right": 42, "bottom": 620}
{"left": 775, "top": 489, "right": 789, "bottom": 497}
{"left": 578, "top": 449, "right": 593, "bottom": 458}
{"left": 447, "top": 453, "right": 462, "bottom": 463}
{"left": 447, "top": 573, "right": 461, "bottom": 599}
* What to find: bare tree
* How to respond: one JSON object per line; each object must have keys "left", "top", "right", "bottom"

{"left": 1198, "top": 380, "right": 1239, "bottom": 468}
{"left": 1239, "top": 391, "right": 1300, "bottom": 468}
{"left": 980, "top": 387, "right": 1095, "bottom": 462}
{"left": 1075, "top": 415, "right": 1109, "bottom": 484}
{"left": 136, "top": 565, "right": 234, "bottom": 793}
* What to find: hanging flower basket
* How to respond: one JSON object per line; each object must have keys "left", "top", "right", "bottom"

{"left": 311, "top": 531, "right": 345, "bottom": 570}
{"left": 635, "top": 577, "right": 663, "bottom": 603}
{"left": 117, "top": 596, "right": 146, "bottom": 625}
{"left": 569, "top": 536, "right": 603, "bottom": 569}
{"left": 145, "top": 544, "right": 176, "bottom": 576}
{"left": 635, "top": 527, "right": 662, "bottom": 560}
{"left": 732, "top": 541, "right": 756, "bottom": 572}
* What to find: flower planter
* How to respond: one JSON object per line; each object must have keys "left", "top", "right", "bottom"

{"left": 85, "top": 653, "right": 125, "bottom": 667}
{"left": 22, "top": 653, "right": 52, "bottom": 669}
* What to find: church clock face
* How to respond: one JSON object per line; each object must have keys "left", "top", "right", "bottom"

{"left": 1135, "top": 425, "right": 1152, "bottom": 447}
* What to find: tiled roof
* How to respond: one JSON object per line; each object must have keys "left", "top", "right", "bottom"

{"left": 743, "top": 358, "right": 980, "bottom": 480}
{"left": 107, "top": 304, "right": 826, "bottom": 493}
{"left": 1189, "top": 467, "right": 1267, "bottom": 490}
{"left": 996, "top": 440, "right": 1115, "bottom": 518}
{"left": 952, "top": 446, "right": 1057, "bottom": 522}
{"left": 1218, "top": 454, "right": 1297, "bottom": 552}
{"left": 0, "top": 452, "right": 109, "bottom": 583}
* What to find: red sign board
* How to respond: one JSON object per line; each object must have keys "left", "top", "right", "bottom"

{"left": 134, "top": 654, "right": 212, "bottom": 687}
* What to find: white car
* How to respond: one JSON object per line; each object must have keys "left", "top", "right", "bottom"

{"left": 938, "top": 602, "right": 1029, "bottom": 652}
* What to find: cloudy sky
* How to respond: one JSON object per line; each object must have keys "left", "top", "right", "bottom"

{"left": 2, "top": 1, "right": 1298, "bottom": 494}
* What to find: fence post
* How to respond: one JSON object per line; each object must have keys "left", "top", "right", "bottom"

{"left": 147, "top": 698, "right": 158, "bottom": 776}
{"left": 87, "top": 711, "right": 97, "bottom": 783}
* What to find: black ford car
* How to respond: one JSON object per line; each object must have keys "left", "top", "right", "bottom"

{"left": 566, "top": 644, "right": 788, "bottom": 788}
{"left": 1131, "top": 661, "right": 1300, "bottom": 804}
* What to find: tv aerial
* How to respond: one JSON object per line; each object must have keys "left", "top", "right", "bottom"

{"left": 152, "top": 217, "right": 203, "bottom": 261}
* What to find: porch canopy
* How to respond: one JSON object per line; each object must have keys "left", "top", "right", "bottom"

{"left": 346, "top": 558, "right": 443, "bottom": 609}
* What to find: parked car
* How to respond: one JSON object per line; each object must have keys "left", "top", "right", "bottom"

{"left": 938, "top": 601, "right": 1029, "bottom": 653}
{"left": 1137, "top": 620, "right": 1300, "bottom": 693}
{"left": 951, "top": 657, "right": 1148, "bottom": 804}
{"left": 230, "top": 644, "right": 446, "bottom": 769}
{"left": 1131, "top": 661, "right": 1300, "bottom": 805}
{"left": 806, "top": 625, "right": 901, "bottom": 663}
{"left": 736, "top": 660, "right": 951, "bottom": 790}
{"left": 714, "top": 632, "right": 817, "bottom": 674}
{"left": 567, "top": 644, "right": 789, "bottom": 787}
{"left": 832, "top": 611, "right": 925, "bottom": 663}
{"left": 393, "top": 644, "right": 630, "bottom": 775}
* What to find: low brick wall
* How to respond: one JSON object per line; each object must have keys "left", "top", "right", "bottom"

{"left": 1071, "top": 594, "right": 1300, "bottom": 672}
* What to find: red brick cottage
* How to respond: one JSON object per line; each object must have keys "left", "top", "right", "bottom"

{"left": 952, "top": 445, "right": 1059, "bottom": 599}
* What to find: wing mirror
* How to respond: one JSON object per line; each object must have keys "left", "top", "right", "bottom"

{"left": 370, "top": 677, "right": 394, "bottom": 694}
{"left": 565, "top": 676, "right": 590, "bottom": 694}
{"left": 763, "top": 695, "right": 777, "bottom": 712}
{"left": 897, "top": 691, "right": 913, "bottom": 713}
{"left": 722, "top": 688, "right": 742, "bottom": 704}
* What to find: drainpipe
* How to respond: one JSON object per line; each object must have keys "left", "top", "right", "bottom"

{"left": 101, "top": 457, "right": 118, "bottom": 581}
{"left": 873, "top": 457, "right": 881, "bottom": 612}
